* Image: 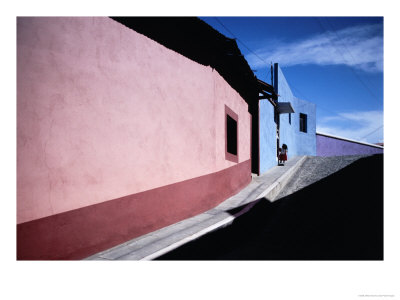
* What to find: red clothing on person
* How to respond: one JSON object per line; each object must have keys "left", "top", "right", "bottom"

{"left": 280, "top": 149, "right": 287, "bottom": 161}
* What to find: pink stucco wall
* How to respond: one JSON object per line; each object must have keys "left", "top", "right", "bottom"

{"left": 17, "top": 17, "right": 251, "bottom": 224}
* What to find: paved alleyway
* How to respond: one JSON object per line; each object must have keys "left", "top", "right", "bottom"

{"left": 157, "top": 154, "right": 383, "bottom": 260}
{"left": 276, "top": 155, "right": 369, "bottom": 199}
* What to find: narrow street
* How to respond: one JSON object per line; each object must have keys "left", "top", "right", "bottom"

{"left": 157, "top": 154, "right": 384, "bottom": 260}
{"left": 275, "top": 155, "right": 370, "bottom": 200}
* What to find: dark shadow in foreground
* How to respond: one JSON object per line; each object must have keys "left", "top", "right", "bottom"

{"left": 156, "top": 154, "right": 383, "bottom": 260}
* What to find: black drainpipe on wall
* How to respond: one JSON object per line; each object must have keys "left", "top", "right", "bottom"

{"left": 273, "top": 63, "right": 280, "bottom": 158}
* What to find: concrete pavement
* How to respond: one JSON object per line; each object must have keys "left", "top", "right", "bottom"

{"left": 276, "top": 155, "right": 369, "bottom": 200}
{"left": 84, "top": 155, "right": 307, "bottom": 261}
{"left": 156, "top": 154, "right": 383, "bottom": 260}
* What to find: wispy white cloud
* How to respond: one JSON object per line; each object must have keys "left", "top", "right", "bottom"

{"left": 246, "top": 23, "right": 383, "bottom": 73}
{"left": 317, "top": 110, "right": 384, "bottom": 144}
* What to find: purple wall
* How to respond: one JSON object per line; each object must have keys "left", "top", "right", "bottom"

{"left": 316, "top": 133, "right": 383, "bottom": 157}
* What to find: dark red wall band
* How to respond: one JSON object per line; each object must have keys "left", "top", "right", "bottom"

{"left": 17, "top": 159, "right": 251, "bottom": 260}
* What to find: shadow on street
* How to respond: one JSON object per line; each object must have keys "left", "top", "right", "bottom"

{"left": 156, "top": 154, "right": 383, "bottom": 260}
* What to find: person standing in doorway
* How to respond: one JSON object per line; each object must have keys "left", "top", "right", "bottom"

{"left": 280, "top": 144, "right": 288, "bottom": 165}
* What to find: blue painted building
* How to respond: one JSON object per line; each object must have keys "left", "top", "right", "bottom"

{"left": 259, "top": 63, "right": 316, "bottom": 174}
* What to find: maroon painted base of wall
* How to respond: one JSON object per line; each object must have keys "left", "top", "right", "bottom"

{"left": 17, "top": 160, "right": 251, "bottom": 260}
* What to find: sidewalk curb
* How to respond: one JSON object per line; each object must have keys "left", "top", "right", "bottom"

{"left": 140, "top": 156, "right": 308, "bottom": 260}
{"left": 139, "top": 215, "right": 235, "bottom": 260}
{"left": 256, "top": 155, "right": 308, "bottom": 201}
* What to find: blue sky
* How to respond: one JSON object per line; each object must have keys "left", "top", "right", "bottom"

{"left": 200, "top": 17, "right": 384, "bottom": 144}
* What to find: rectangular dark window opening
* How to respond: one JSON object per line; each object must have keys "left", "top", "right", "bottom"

{"left": 299, "top": 113, "right": 307, "bottom": 133}
{"left": 289, "top": 113, "right": 291, "bottom": 125}
{"left": 225, "top": 105, "right": 238, "bottom": 163}
{"left": 227, "top": 114, "right": 237, "bottom": 155}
